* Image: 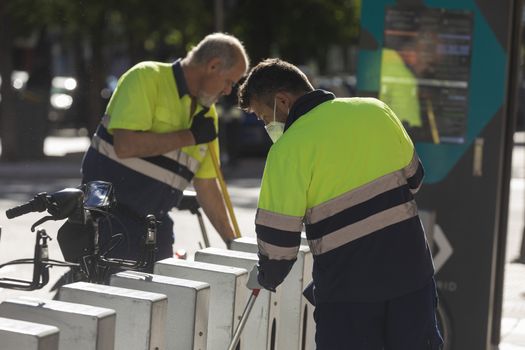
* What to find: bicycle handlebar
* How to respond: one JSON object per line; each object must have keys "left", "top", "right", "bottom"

{"left": 5, "top": 194, "right": 47, "bottom": 219}
{"left": 5, "top": 188, "right": 84, "bottom": 221}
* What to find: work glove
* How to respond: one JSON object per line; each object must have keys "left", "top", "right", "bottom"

{"left": 190, "top": 112, "right": 217, "bottom": 144}
{"left": 246, "top": 265, "right": 263, "bottom": 290}
{"left": 256, "top": 253, "right": 292, "bottom": 292}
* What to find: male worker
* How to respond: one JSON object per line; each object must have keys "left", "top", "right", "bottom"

{"left": 81, "top": 33, "right": 249, "bottom": 261}
{"left": 239, "top": 59, "right": 443, "bottom": 349}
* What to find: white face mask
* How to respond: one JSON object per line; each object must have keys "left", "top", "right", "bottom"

{"left": 265, "top": 98, "right": 286, "bottom": 143}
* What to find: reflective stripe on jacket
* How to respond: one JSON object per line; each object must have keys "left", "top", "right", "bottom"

{"left": 255, "top": 90, "right": 434, "bottom": 302}
{"left": 81, "top": 59, "right": 219, "bottom": 218}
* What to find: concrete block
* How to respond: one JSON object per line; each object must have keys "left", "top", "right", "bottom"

{"left": 154, "top": 258, "right": 248, "bottom": 350}
{"left": 0, "top": 296, "right": 115, "bottom": 350}
{"left": 231, "top": 236, "right": 316, "bottom": 350}
{"left": 0, "top": 316, "right": 59, "bottom": 350}
{"left": 195, "top": 247, "right": 280, "bottom": 350}
{"left": 58, "top": 282, "right": 166, "bottom": 350}
{"left": 110, "top": 271, "right": 209, "bottom": 350}
{"left": 301, "top": 232, "right": 308, "bottom": 247}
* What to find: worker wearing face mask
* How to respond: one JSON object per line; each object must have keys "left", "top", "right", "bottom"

{"left": 238, "top": 58, "right": 443, "bottom": 350}
{"left": 263, "top": 97, "right": 286, "bottom": 143}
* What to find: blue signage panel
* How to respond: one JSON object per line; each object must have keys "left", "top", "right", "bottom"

{"left": 357, "top": 1, "right": 516, "bottom": 349}
{"left": 358, "top": 1, "right": 507, "bottom": 184}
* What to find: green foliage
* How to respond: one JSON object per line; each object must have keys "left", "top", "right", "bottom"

{"left": 6, "top": 0, "right": 55, "bottom": 35}
{"left": 6, "top": 0, "right": 360, "bottom": 69}
{"left": 1, "top": 0, "right": 361, "bottom": 159}
{"left": 226, "top": 0, "right": 360, "bottom": 70}
{"left": 5, "top": 0, "right": 217, "bottom": 61}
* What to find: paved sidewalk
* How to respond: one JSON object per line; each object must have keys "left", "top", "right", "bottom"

{"left": 501, "top": 263, "right": 525, "bottom": 349}
{"left": 0, "top": 136, "right": 86, "bottom": 179}
{"left": 501, "top": 142, "right": 525, "bottom": 349}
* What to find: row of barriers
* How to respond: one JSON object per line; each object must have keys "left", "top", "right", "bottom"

{"left": 0, "top": 236, "right": 315, "bottom": 350}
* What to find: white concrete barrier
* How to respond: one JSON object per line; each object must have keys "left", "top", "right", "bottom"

{"left": 58, "top": 282, "right": 166, "bottom": 350}
{"left": 0, "top": 316, "right": 59, "bottom": 350}
{"left": 194, "top": 247, "right": 280, "bottom": 350}
{"left": 154, "top": 258, "right": 248, "bottom": 350}
{"left": 230, "top": 236, "right": 316, "bottom": 350}
{"left": 301, "top": 232, "right": 308, "bottom": 247}
{"left": 110, "top": 271, "right": 210, "bottom": 350}
{"left": 0, "top": 296, "right": 115, "bottom": 350}
{"left": 300, "top": 233, "right": 317, "bottom": 350}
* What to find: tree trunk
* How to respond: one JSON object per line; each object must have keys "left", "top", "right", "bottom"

{"left": 0, "top": 3, "right": 18, "bottom": 161}
{"left": 86, "top": 16, "right": 106, "bottom": 135}
{"left": 70, "top": 15, "right": 106, "bottom": 136}
{"left": 17, "top": 28, "right": 52, "bottom": 160}
{"left": 70, "top": 34, "right": 89, "bottom": 132}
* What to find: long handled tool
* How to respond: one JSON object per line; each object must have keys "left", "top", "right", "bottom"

{"left": 177, "top": 190, "right": 211, "bottom": 248}
{"left": 209, "top": 145, "right": 241, "bottom": 238}
{"left": 227, "top": 288, "right": 260, "bottom": 350}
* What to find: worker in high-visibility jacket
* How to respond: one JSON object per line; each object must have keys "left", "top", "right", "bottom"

{"left": 238, "top": 58, "right": 443, "bottom": 350}
{"left": 82, "top": 33, "right": 248, "bottom": 261}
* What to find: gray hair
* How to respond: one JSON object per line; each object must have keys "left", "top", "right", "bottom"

{"left": 186, "top": 32, "right": 249, "bottom": 73}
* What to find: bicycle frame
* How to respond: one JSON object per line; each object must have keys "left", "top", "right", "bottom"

{"left": 2, "top": 181, "right": 158, "bottom": 290}
{"left": 0, "top": 229, "right": 76, "bottom": 291}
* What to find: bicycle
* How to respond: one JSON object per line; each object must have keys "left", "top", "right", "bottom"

{"left": 1, "top": 181, "right": 158, "bottom": 291}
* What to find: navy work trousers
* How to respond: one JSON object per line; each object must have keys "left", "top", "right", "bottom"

{"left": 314, "top": 279, "right": 443, "bottom": 350}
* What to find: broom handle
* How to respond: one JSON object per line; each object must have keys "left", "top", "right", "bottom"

{"left": 209, "top": 145, "right": 241, "bottom": 238}
{"left": 227, "top": 289, "right": 260, "bottom": 350}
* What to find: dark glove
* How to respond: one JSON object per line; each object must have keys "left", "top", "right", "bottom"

{"left": 256, "top": 253, "right": 295, "bottom": 292}
{"left": 190, "top": 112, "right": 217, "bottom": 144}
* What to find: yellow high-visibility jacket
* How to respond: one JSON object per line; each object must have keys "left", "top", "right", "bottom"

{"left": 82, "top": 59, "right": 219, "bottom": 218}
{"left": 255, "top": 89, "right": 434, "bottom": 303}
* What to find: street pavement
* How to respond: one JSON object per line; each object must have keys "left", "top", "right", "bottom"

{"left": 0, "top": 135, "right": 525, "bottom": 349}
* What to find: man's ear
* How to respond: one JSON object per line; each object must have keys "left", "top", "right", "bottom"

{"left": 274, "top": 92, "right": 292, "bottom": 113}
{"left": 206, "top": 57, "right": 222, "bottom": 73}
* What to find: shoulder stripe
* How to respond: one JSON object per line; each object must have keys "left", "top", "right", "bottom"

{"left": 92, "top": 135, "right": 190, "bottom": 191}
{"left": 96, "top": 124, "right": 201, "bottom": 176}
{"left": 406, "top": 156, "right": 424, "bottom": 194}
{"left": 143, "top": 155, "right": 194, "bottom": 182}
{"left": 306, "top": 170, "right": 406, "bottom": 224}
{"left": 258, "top": 238, "right": 300, "bottom": 260}
{"left": 306, "top": 186, "right": 413, "bottom": 240}
{"left": 163, "top": 149, "right": 200, "bottom": 174}
{"left": 308, "top": 200, "right": 418, "bottom": 255}
{"left": 404, "top": 151, "right": 422, "bottom": 178}
{"left": 306, "top": 152, "right": 421, "bottom": 225}
{"left": 255, "top": 208, "right": 304, "bottom": 232}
